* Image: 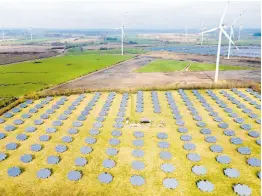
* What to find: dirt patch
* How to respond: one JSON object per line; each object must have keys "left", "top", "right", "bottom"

{"left": 0, "top": 45, "right": 64, "bottom": 65}
{"left": 46, "top": 54, "right": 261, "bottom": 93}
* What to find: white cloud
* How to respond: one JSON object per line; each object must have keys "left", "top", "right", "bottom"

{"left": 0, "top": 0, "right": 260, "bottom": 29}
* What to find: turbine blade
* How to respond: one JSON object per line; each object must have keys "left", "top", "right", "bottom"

{"left": 232, "top": 10, "right": 245, "bottom": 26}
{"left": 220, "top": 1, "right": 229, "bottom": 26}
{"left": 201, "top": 27, "right": 219, "bottom": 34}
{"left": 220, "top": 27, "right": 239, "bottom": 50}
{"left": 231, "top": 27, "right": 235, "bottom": 38}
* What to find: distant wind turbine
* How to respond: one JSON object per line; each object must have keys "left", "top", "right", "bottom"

{"left": 29, "top": 27, "right": 33, "bottom": 41}
{"left": 202, "top": 1, "right": 239, "bottom": 83}
{"left": 200, "top": 19, "right": 206, "bottom": 45}
{"left": 238, "top": 24, "right": 243, "bottom": 41}
{"left": 113, "top": 13, "right": 127, "bottom": 55}
{"left": 227, "top": 11, "right": 245, "bottom": 59}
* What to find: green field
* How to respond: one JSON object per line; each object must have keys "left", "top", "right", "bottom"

{"left": 137, "top": 59, "right": 254, "bottom": 73}
{"left": 0, "top": 54, "right": 133, "bottom": 98}
{"left": 0, "top": 89, "right": 260, "bottom": 195}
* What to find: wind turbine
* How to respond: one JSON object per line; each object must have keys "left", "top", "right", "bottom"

{"left": 200, "top": 19, "right": 206, "bottom": 45}
{"left": 227, "top": 11, "right": 244, "bottom": 59}
{"left": 113, "top": 13, "right": 127, "bottom": 55}
{"left": 238, "top": 24, "right": 242, "bottom": 41}
{"left": 29, "top": 27, "right": 32, "bottom": 41}
{"left": 201, "top": 1, "right": 239, "bottom": 83}
{"left": 1, "top": 25, "right": 4, "bottom": 42}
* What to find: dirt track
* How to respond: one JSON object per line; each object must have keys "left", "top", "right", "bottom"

{"left": 47, "top": 54, "right": 261, "bottom": 92}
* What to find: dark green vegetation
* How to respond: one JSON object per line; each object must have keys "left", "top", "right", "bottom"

{"left": 137, "top": 59, "right": 255, "bottom": 73}
{"left": 0, "top": 53, "right": 133, "bottom": 107}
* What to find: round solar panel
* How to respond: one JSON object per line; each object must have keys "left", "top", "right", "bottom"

{"left": 21, "top": 113, "right": 31, "bottom": 119}
{"left": 130, "top": 175, "right": 145, "bottom": 186}
{"left": 68, "top": 170, "right": 82, "bottom": 181}
{"left": 98, "top": 172, "right": 113, "bottom": 184}
{"left": 161, "top": 163, "right": 175, "bottom": 173}
{"left": 103, "top": 159, "right": 116, "bottom": 168}
{"left": 218, "top": 123, "right": 229, "bottom": 129}
{"left": 200, "top": 128, "right": 211, "bottom": 135}
{"left": 8, "top": 167, "right": 21, "bottom": 177}
{"left": 55, "top": 144, "right": 67, "bottom": 153}
{"left": 46, "top": 127, "right": 57, "bottom": 133}
{"left": 132, "top": 149, "right": 144, "bottom": 157}
{"left": 109, "top": 138, "right": 120, "bottom": 146}
{"left": 197, "top": 180, "right": 214, "bottom": 192}
{"left": 192, "top": 165, "right": 207, "bottom": 175}
{"left": 5, "top": 125, "right": 16, "bottom": 132}
{"left": 237, "top": 146, "right": 251, "bottom": 155}
{"left": 20, "top": 154, "right": 33, "bottom": 163}
{"left": 25, "top": 126, "right": 37, "bottom": 133}
{"left": 0, "top": 118, "right": 5, "bottom": 124}
{"left": 247, "top": 158, "right": 261, "bottom": 167}
{"left": 0, "top": 152, "right": 7, "bottom": 161}
{"left": 223, "top": 130, "right": 235, "bottom": 136}
{"left": 73, "top": 121, "right": 83, "bottom": 127}
{"left": 0, "top": 132, "right": 6, "bottom": 140}
{"left": 157, "top": 132, "right": 168, "bottom": 139}
{"left": 16, "top": 134, "right": 28, "bottom": 141}
{"left": 230, "top": 137, "right": 243, "bottom": 145}
{"left": 89, "top": 129, "right": 100, "bottom": 136}
{"left": 59, "top": 115, "right": 68, "bottom": 121}
{"left": 68, "top": 128, "right": 78, "bottom": 134}
{"left": 256, "top": 139, "right": 261, "bottom": 146}
{"left": 80, "top": 146, "right": 92, "bottom": 154}
{"left": 75, "top": 157, "right": 87, "bottom": 166}
{"left": 163, "top": 178, "right": 178, "bottom": 189}
{"left": 106, "top": 148, "right": 118, "bottom": 156}
{"left": 133, "top": 139, "right": 144, "bottom": 147}
{"left": 160, "top": 151, "right": 172, "bottom": 160}
{"left": 39, "top": 135, "right": 50, "bottom": 142}
{"left": 34, "top": 119, "right": 44, "bottom": 125}
{"left": 53, "top": 121, "right": 63, "bottom": 127}
{"left": 180, "top": 134, "right": 192, "bottom": 141}
{"left": 187, "top": 153, "right": 201, "bottom": 162}
{"left": 4, "top": 112, "right": 13, "bottom": 118}
{"left": 31, "top": 144, "right": 42, "bottom": 152}
{"left": 205, "top": 136, "right": 216, "bottom": 143}
{"left": 234, "top": 118, "right": 244, "bottom": 124}
{"left": 96, "top": 116, "right": 105, "bottom": 122}
{"left": 47, "top": 155, "right": 60, "bottom": 164}
{"left": 12, "top": 108, "right": 21, "bottom": 113}
{"left": 114, "top": 123, "right": 123, "bottom": 129}
{"left": 240, "top": 124, "right": 251, "bottom": 131}
{"left": 209, "top": 144, "right": 223, "bottom": 153}
{"left": 40, "top": 114, "right": 49, "bottom": 120}
{"left": 177, "top": 127, "right": 188, "bottom": 133}
{"left": 62, "top": 136, "right": 73, "bottom": 143}
{"left": 6, "top": 142, "right": 18, "bottom": 150}
{"left": 216, "top": 155, "right": 231, "bottom": 164}
{"left": 176, "top": 120, "right": 185, "bottom": 126}
{"left": 111, "top": 130, "right": 122, "bottom": 137}
{"left": 132, "top": 161, "right": 145, "bottom": 170}
{"left": 248, "top": 131, "right": 259, "bottom": 138}
{"left": 233, "top": 184, "right": 252, "bottom": 196}
{"left": 197, "top": 122, "right": 206, "bottom": 128}
{"left": 158, "top": 141, "right": 170, "bottom": 148}
{"left": 37, "top": 168, "right": 52, "bottom": 179}
{"left": 224, "top": 168, "right": 240, "bottom": 178}
{"left": 183, "top": 143, "right": 196, "bottom": 151}
{"left": 85, "top": 137, "right": 97, "bottom": 144}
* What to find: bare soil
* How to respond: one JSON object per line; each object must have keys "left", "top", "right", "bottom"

{"left": 0, "top": 45, "right": 64, "bottom": 65}
{"left": 47, "top": 52, "right": 261, "bottom": 93}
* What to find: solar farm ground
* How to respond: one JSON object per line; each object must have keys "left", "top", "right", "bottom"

{"left": 0, "top": 88, "right": 260, "bottom": 196}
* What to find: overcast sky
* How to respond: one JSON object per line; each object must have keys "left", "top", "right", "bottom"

{"left": 0, "top": 1, "right": 260, "bottom": 29}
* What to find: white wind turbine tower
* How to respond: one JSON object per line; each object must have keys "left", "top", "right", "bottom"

{"left": 200, "top": 19, "right": 206, "bottom": 45}
{"left": 238, "top": 24, "right": 242, "bottom": 41}
{"left": 113, "top": 13, "right": 127, "bottom": 55}
{"left": 227, "top": 11, "right": 244, "bottom": 59}
{"left": 29, "top": 27, "right": 33, "bottom": 41}
{"left": 201, "top": 1, "right": 239, "bottom": 83}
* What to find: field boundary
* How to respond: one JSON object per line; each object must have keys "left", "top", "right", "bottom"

{"left": 41, "top": 55, "right": 139, "bottom": 93}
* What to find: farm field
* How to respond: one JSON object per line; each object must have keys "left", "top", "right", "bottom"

{"left": 0, "top": 88, "right": 260, "bottom": 195}
{"left": 0, "top": 53, "right": 133, "bottom": 99}
{"left": 136, "top": 59, "right": 255, "bottom": 73}
{"left": 67, "top": 48, "right": 146, "bottom": 55}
